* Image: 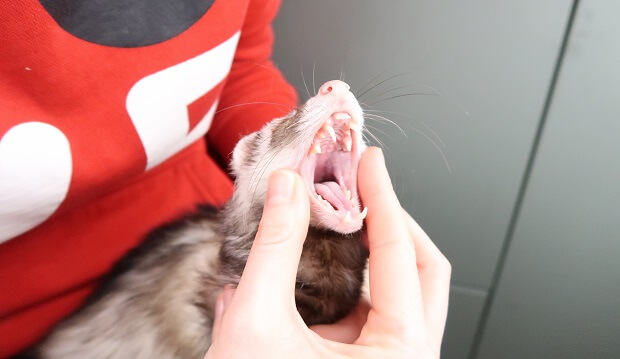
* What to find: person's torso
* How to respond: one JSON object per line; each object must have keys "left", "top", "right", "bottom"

{"left": 0, "top": 0, "right": 249, "bottom": 244}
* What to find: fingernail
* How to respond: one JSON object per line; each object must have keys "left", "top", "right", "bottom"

{"left": 266, "top": 170, "right": 295, "bottom": 205}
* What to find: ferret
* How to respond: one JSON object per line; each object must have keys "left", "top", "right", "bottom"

{"left": 19, "top": 80, "right": 369, "bottom": 359}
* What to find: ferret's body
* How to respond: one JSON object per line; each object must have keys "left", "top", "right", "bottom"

{"left": 22, "top": 80, "right": 368, "bottom": 359}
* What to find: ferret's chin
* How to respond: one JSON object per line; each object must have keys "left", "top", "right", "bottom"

{"left": 309, "top": 203, "right": 364, "bottom": 234}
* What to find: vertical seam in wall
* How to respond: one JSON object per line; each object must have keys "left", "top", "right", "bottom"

{"left": 467, "top": 1, "right": 581, "bottom": 357}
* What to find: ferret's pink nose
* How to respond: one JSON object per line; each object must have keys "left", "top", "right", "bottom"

{"left": 318, "top": 80, "right": 351, "bottom": 95}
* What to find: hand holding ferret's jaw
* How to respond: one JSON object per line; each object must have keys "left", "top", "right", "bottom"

{"left": 229, "top": 169, "right": 310, "bottom": 317}
{"left": 207, "top": 148, "right": 451, "bottom": 359}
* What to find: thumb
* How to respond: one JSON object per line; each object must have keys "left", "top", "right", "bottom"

{"left": 233, "top": 169, "right": 310, "bottom": 310}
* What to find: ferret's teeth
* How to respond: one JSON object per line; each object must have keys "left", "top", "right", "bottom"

{"left": 343, "top": 136, "right": 352, "bottom": 152}
{"left": 324, "top": 124, "right": 337, "bottom": 142}
{"left": 317, "top": 194, "right": 323, "bottom": 201}
{"left": 343, "top": 211, "right": 352, "bottom": 223}
{"left": 334, "top": 112, "right": 352, "bottom": 121}
{"left": 309, "top": 141, "right": 322, "bottom": 155}
{"left": 359, "top": 207, "right": 368, "bottom": 220}
{"left": 348, "top": 122, "right": 360, "bottom": 132}
{"left": 345, "top": 189, "right": 351, "bottom": 201}
{"left": 323, "top": 199, "right": 331, "bottom": 208}
{"left": 339, "top": 181, "right": 347, "bottom": 193}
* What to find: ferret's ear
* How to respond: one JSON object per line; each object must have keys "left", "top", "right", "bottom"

{"left": 231, "top": 132, "right": 259, "bottom": 175}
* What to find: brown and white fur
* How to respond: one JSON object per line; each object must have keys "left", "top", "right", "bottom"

{"left": 20, "top": 80, "right": 369, "bottom": 359}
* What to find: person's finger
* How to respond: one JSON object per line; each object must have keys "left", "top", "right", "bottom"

{"left": 357, "top": 147, "right": 425, "bottom": 336}
{"left": 401, "top": 208, "right": 451, "bottom": 352}
{"left": 233, "top": 170, "right": 310, "bottom": 311}
{"left": 310, "top": 300, "right": 371, "bottom": 344}
{"left": 210, "top": 287, "right": 235, "bottom": 342}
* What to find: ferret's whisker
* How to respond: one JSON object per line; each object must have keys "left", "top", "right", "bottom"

{"left": 248, "top": 144, "right": 275, "bottom": 199}
{"left": 363, "top": 109, "right": 450, "bottom": 173}
{"left": 363, "top": 123, "right": 396, "bottom": 141}
{"left": 362, "top": 127, "right": 387, "bottom": 149}
{"left": 247, "top": 132, "right": 280, "bottom": 197}
{"left": 361, "top": 84, "right": 420, "bottom": 104}
{"left": 300, "top": 62, "right": 312, "bottom": 100}
{"left": 249, "top": 150, "right": 281, "bottom": 208}
{"left": 419, "top": 122, "right": 446, "bottom": 147}
{"left": 364, "top": 113, "right": 407, "bottom": 138}
{"left": 216, "top": 102, "right": 295, "bottom": 114}
{"left": 365, "top": 84, "right": 442, "bottom": 104}
{"left": 254, "top": 61, "right": 302, "bottom": 101}
{"left": 367, "top": 92, "right": 438, "bottom": 106}
{"left": 364, "top": 109, "right": 446, "bottom": 147}
{"left": 339, "top": 51, "right": 348, "bottom": 83}
{"left": 312, "top": 60, "right": 317, "bottom": 95}
{"left": 420, "top": 85, "right": 442, "bottom": 96}
{"left": 354, "top": 67, "right": 391, "bottom": 97}
{"left": 356, "top": 72, "right": 411, "bottom": 101}
{"left": 363, "top": 127, "right": 398, "bottom": 165}
{"left": 360, "top": 131, "right": 372, "bottom": 146}
{"left": 405, "top": 125, "right": 452, "bottom": 174}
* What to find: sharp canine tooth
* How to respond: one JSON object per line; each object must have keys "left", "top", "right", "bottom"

{"left": 324, "top": 124, "right": 337, "bottom": 142}
{"left": 346, "top": 189, "right": 351, "bottom": 200}
{"left": 359, "top": 207, "right": 368, "bottom": 219}
{"left": 344, "top": 136, "right": 352, "bottom": 151}
{"left": 334, "top": 112, "right": 352, "bottom": 120}
{"left": 344, "top": 211, "right": 352, "bottom": 223}
{"left": 309, "top": 141, "right": 322, "bottom": 155}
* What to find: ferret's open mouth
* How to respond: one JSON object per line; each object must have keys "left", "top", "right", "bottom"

{"left": 298, "top": 111, "right": 366, "bottom": 234}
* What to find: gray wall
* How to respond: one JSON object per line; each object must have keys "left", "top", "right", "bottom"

{"left": 475, "top": 0, "right": 620, "bottom": 357}
{"left": 272, "top": 0, "right": 619, "bottom": 358}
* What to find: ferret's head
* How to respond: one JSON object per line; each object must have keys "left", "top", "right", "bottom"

{"left": 229, "top": 80, "right": 366, "bottom": 235}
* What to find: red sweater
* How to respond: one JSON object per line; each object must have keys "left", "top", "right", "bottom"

{"left": 0, "top": 1, "right": 297, "bottom": 356}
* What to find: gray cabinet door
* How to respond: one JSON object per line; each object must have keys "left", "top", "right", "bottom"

{"left": 475, "top": 0, "right": 620, "bottom": 357}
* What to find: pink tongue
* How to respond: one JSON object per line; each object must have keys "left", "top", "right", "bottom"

{"left": 315, "top": 181, "right": 349, "bottom": 210}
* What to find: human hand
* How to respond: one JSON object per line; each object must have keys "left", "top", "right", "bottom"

{"left": 205, "top": 147, "right": 451, "bottom": 359}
